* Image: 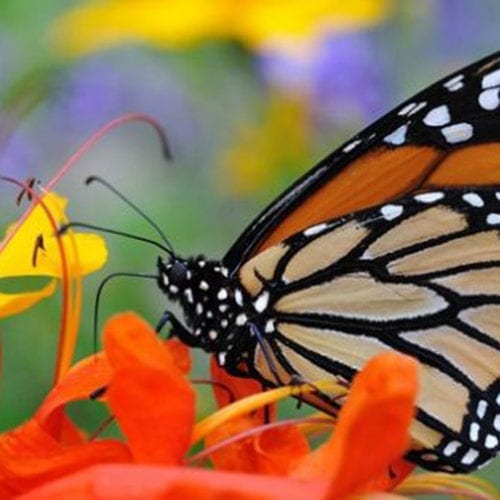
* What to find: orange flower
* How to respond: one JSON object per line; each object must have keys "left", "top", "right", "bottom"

{"left": 1, "top": 312, "right": 494, "bottom": 499}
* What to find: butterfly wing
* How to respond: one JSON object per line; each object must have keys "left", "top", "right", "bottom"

{"left": 224, "top": 51, "right": 500, "bottom": 272}
{"left": 237, "top": 188, "right": 500, "bottom": 472}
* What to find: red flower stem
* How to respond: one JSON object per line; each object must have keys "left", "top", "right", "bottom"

{"left": 0, "top": 176, "right": 72, "bottom": 383}
{"left": 0, "top": 113, "right": 170, "bottom": 254}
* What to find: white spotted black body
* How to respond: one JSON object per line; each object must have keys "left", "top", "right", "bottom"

{"left": 153, "top": 52, "right": 500, "bottom": 476}
{"left": 157, "top": 256, "right": 267, "bottom": 369}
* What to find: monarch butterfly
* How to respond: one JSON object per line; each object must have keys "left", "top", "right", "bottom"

{"left": 153, "top": 52, "right": 500, "bottom": 474}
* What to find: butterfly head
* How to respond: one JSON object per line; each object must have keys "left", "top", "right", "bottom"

{"left": 156, "top": 255, "right": 236, "bottom": 351}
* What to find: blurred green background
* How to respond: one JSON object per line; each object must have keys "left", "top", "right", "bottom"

{"left": 0, "top": 0, "right": 499, "bottom": 490}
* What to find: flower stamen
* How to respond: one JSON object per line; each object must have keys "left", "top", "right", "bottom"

{"left": 396, "top": 471, "right": 498, "bottom": 499}
{"left": 192, "top": 379, "right": 347, "bottom": 444}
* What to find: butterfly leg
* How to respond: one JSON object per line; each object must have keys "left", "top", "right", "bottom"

{"left": 156, "top": 310, "right": 201, "bottom": 347}
{"left": 249, "top": 322, "right": 286, "bottom": 386}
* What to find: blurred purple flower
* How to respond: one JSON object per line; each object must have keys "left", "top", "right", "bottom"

{"left": 434, "top": 0, "right": 499, "bottom": 59}
{"left": 258, "top": 31, "right": 392, "bottom": 129}
{"left": 50, "top": 50, "right": 201, "bottom": 159}
{"left": 312, "top": 32, "right": 391, "bottom": 127}
{"left": 1, "top": 49, "right": 202, "bottom": 183}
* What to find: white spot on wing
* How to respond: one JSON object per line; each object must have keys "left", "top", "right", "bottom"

{"left": 383, "top": 124, "right": 408, "bottom": 146}
{"left": 482, "top": 68, "right": 500, "bottom": 88}
{"left": 407, "top": 101, "right": 427, "bottom": 115}
{"left": 423, "top": 105, "right": 451, "bottom": 126}
{"left": 343, "top": 139, "right": 362, "bottom": 153}
{"left": 265, "top": 319, "right": 275, "bottom": 333}
{"left": 469, "top": 422, "right": 480, "bottom": 442}
{"left": 485, "top": 434, "right": 498, "bottom": 449}
{"left": 495, "top": 414, "right": 500, "bottom": 431}
{"left": 478, "top": 88, "right": 500, "bottom": 110}
{"left": 441, "top": 122, "right": 473, "bottom": 143}
{"left": 462, "top": 192, "right": 484, "bottom": 207}
{"left": 477, "top": 400, "right": 488, "bottom": 419}
{"left": 208, "top": 329, "right": 218, "bottom": 340}
{"left": 443, "top": 440, "right": 461, "bottom": 457}
{"left": 486, "top": 213, "right": 500, "bottom": 225}
{"left": 414, "top": 192, "right": 444, "bottom": 203}
{"left": 444, "top": 74, "right": 464, "bottom": 91}
{"left": 304, "top": 223, "right": 328, "bottom": 237}
{"left": 461, "top": 448, "right": 479, "bottom": 465}
{"left": 254, "top": 291, "right": 270, "bottom": 313}
{"left": 398, "top": 102, "right": 417, "bottom": 116}
{"left": 200, "top": 280, "right": 209, "bottom": 291}
{"left": 380, "top": 204, "right": 403, "bottom": 221}
{"left": 217, "top": 288, "right": 228, "bottom": 300}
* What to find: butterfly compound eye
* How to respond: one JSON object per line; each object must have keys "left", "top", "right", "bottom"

{"left": 170, "top": 260, "right": 189, "bottom": 285}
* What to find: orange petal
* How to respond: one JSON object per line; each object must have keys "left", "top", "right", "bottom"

{"left": 21, "top": 464, "right": 329, "bottom": 500}
{"left": 210, "top": 356, "right": 275, "bottom": 421}
{"left": 293, "top": 352, "right": 418, "bottom": 498}
{"left": 207, "top": 417, "right": 310, "bottom": 476}
{"left": 107, "top": 366, "right": 195, "bottom": 465}
{"left": 102, "top": 313, "right": 195, "bottom": 464}
{"left": 35, "top": 353, "right": 111, "bottom": 434}
{"left": 103, "top": 312, "right": 179, "bottom": 373}
{"left": 365, "top": 458, "right": 415, "bottom": 492}
{"left": 0, "top": 418, "right": 131, "bottom": 497}
{"left": 164, "top": 338, "right": 192, "bottom": 374}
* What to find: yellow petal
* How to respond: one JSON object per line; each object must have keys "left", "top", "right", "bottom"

{"left": 0, "top": 192, "right": 107, "bottom": 279}
{"left": 240, "top": 0, "right": 393, "bottom": 48}
{"left": 0, "top": 280, "right": 57, "bottom": 318}
{"left": 51, "top": 0, "right": 393, "bottom": 57}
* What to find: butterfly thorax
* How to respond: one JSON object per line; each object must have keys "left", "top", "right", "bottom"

{"left": 156, "top": 255, "right": 260, "bottom": 368}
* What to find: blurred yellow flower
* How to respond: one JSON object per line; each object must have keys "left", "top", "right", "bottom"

{"left": 0, "top": 192, "right": 107, "bottom": 318}
{"left": 220, "top": 93, "right": 311, "bottom": 197}
{"left": 51, "top": 0, "right": 393, "bottom": 56}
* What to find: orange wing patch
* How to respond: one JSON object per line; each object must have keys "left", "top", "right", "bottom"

{"left": 257, "top": 146, "right": 442, "bottom": 252}
{"left": 428, "top": 144, "right": 500, "bottom": 186}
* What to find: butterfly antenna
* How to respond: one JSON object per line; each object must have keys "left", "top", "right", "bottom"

{"left": 93, "top": 271, "right": 157, "bottom": 352}
{"left": 85, "top": 175, "right": 175, "bottom": 255}
{"left": 58, "top": 221, "right": 173, "bottom": 257}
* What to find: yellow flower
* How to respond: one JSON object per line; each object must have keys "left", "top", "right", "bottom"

{"left": 1, "top": 190, "right": 108, "bottom": 381}
{"left": 220, "top": 92, "right": 311, "bottom": 197}
{"left": 51, "top": 0, "right": 393, "bottom": 57}
{"left": 0, "top": 191, "right": 107, "bottom": 318}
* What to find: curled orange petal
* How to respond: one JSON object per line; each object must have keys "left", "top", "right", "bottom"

{"left": 0, "top": 419, "right": 131, "bottom": 498}
{"left": 206, "top": 418, "right": 310, "bottom": 476}
{"left": 35, "top": 353, "right": 111, "bottom": 431}
{"left": 293, "top": 352, "right": 418, "bottom": 498}
{"left": 210, "top": 356, "right": 275, "bottom": 422}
